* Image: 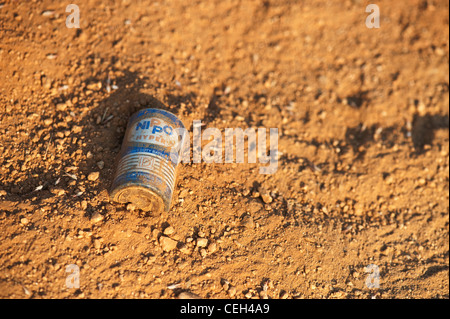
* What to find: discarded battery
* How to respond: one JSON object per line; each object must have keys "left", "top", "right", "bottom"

{"left": 110, "top": 108, "right": 186, "bottom": 213}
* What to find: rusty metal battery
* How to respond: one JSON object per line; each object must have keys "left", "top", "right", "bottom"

{"left": 110, "top": 108, "right": 186, "bottom": 213}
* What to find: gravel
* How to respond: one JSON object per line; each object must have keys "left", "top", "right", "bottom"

{"left": 159, "top": 236, "right": 178, "bottom": 252}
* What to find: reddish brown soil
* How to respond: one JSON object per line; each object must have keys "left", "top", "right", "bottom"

{"left": 0, "top": 0, "right": 448, "bottom": 299}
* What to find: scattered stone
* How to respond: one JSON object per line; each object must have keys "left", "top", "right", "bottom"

{"left": 87, "top": 172, "right": 99, "bottom": 181}
{"left": 93, "top": 239, "right": 102, "bottom": 249}
{"left": 41, "top": 10, "right": 55, "bottom": 17}
{"left": 51, "top": 188, "right": 65, "bottom": 196}
{"left": 178, "top": 291, "right": 202, "bottom": 299}
{"left": 197, "top": 231, "right": 206, "bottom": 238}
{"left": 163, "top": 226, "right": 175, "bottom": 236}
{"left": 179, "top": 244, "right": 191, "bottom": 255}
{"left": 354, "top": 203, "right": 364, "bottom": 216}
{"left": 435, "top": 47, "right": 445, "bottom": 56}
{"left": 280, "top": 290, "right": 289, "bottom": 299}
{"left": 265, "top": 279, "right": 274, "bottom": 289}
{"left": 167, "top": 283, "right": 182, "bottom": 290}
{"left": 196, "top": 238, "right": 208, "bottom": 248}
{"left": 90, "top": 212, "right": 103, "bottom": 223}
{"left": 0, "top": 190, "right": 7, "bottom": 196}
{"left": 152, "top": 228, "right": 160, "bottom": 239}
{"left": 23, "top": 286, "right": 31, "bottom": 296}
{"left": 126, "top": 203, "right": 136, "bottom": 211}
{"left": 222, "top": 280, "right": 230, "bottom": 291}
{"left": 252, "top": 191, "right": 260, "bottom": 198}
{"left": 207, "top": 242, "right": 217, "bottom": 253}
{"left": 146, "top": 255, "right": 157, "bottom": 264}
{"left": 159, "top": 236, "right": 178, "bottom": 252}
{"left": 20, "top": 217, "right": 29, "bottom": 225}
{"left": 241, "top": 214, "right": 254, "bottom": 228}
{"left": 97, "top": 161, "right": 104, "bottom": 170}
{"left": 56, "top": 103, "right": 67, "bottom": 111}
{"left": 72, "top": 125, "right": 82, "bottom": 134}
{"left": 261, "top": 193, "right": 273, "bottom": 204}
{"left": 228, "top": 286, "right": 237, "bottom": 297}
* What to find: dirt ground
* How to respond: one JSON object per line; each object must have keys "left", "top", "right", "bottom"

{"left": 0, "top": 0, "right": 448, "bottom": 299}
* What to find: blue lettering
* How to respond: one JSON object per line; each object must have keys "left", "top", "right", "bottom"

{"left": 136, "top": 121, "right": 148, "bottom": 130}
{"left": 152, "top": 126, "right": 163, "bottom": 134}
{"left": 163, "top": 125, "right": 173, "bottom": 135}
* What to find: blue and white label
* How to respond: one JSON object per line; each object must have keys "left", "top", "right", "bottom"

{"left": 129, "top": 117, "right": 179, "bottom": 148}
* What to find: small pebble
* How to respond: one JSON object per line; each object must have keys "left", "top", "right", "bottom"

{"left": 97, "top": 161, "right": 104, "bottom": 170}
{"left": 93, "top": 239, "right": 102, "bottom": 249}
{"left": 241, "top": 215, "right": 254, "bottom": 228}
{"left": 178, "top": 291, "right": 202, "bottom": 299}
{"left": 354, "top": 203, "right": 364, "bottom": 216}
{"left": 90, "top": 212, "right": 103, "bottom": 223}
{"left": 196, "top": 238, "right": 208, "bottom": 247}
{"left": 23, "top": 286, "right": 31, "bottom": 296}
{"left": 87, "top": 172, "right": 99, "bottom": 181}
{"left": 56, "top": 103, "right": 67, "bottom": 111}
{"left": 20, "top": 217, "right": 29, "bottom": 225}
{"left": 280, "top": 290, "right": 289, "bottom": 299}
{"left": 435, "top": 47, "right": 445, "bottom": 56}
{"left": 207, "top": 242, "right": 217, "bottom": 253}
{"left": 197, "top": 231, "right": 206, "bottom": 238}
{"left": 72, "top": 125, "right": 82, "bottom": 134}
{"left": 261, "top": 193, "right": 273, "bottom": 204}
{"left": 179, "top": 244, "right": 191, "bottom": 255}
{"left": 41, "top": 10, "right": 55, "bottom": 17}
{"left": 252, "top": 191, "right": 260, "bottom": 198}
{"left": 159, "top": 236, "right": 178, "bottom": 252}
{"left": 52, "top": 188, "right": 65, "bottom": 196}
{"left": 228, "top": 286, "right": 237, "bottom": 297}
{"left": 146, "top": 255, "right": 157, "bottom": 264}
{"left": 163, "top": 226, "right": 175, "bottom": 236}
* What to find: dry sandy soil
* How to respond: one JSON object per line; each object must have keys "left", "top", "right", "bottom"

{"left": 0, "top": 0, "right": 448, "bottom": 299}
